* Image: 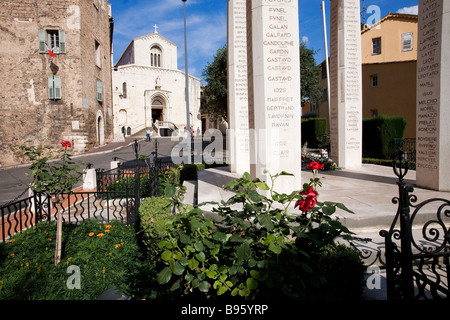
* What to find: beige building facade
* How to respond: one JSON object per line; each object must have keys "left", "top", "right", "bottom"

{"left": 319, "top": 13, "right": 418, "bottom": 139}
{"left": 0, "top": 0, "right": 114, "bottom": 167}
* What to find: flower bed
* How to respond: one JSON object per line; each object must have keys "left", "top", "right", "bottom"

{"left": 0, "top": 219, "right": 154, "bottom": 300}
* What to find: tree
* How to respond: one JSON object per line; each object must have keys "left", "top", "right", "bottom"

{"left": 201, "top": 42, "right": 322, "bottom": 120}
{"left": 300, "top": 41, "right": 322, "bottom": 107}
{"left": 201, "top": 45, "right": 228, "bottom": 122}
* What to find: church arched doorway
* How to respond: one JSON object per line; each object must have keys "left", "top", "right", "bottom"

{"left": 151, "top": 96, "right": 165, "bottom": 123}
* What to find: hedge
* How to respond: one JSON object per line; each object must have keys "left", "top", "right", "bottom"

{"left": 363, "top": 115, "right": 407, "bottom": 159}
{"left": 301, "top": 118, "right": 327, "bottom": 148}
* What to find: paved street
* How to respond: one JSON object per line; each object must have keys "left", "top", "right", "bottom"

{"left": 0, "top": 136, "right": 181, "bottom": 205}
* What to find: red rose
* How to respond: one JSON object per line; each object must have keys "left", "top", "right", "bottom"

{"left": 295, "top": 186, "right": 318, "bottom": 212}
{"left": 61, "top": 141, "right": 72, "bottom": 149}
{"left": 306, "top": 161, "right": 324, "bottom": 171}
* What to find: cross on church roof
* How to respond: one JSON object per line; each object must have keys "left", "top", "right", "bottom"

{"left": 153, "top": 24, "right": 159, "bottom": 33}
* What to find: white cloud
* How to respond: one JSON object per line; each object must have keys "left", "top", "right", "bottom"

{"left": 397, "top": 5, "right": 418, "bottom": 15}
{"left": 301, "top": 36, "right": 309, "bottom": 44}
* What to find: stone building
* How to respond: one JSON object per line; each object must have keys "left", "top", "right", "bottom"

{"left": 0, "top": 0, "right": 114, "bottom": 167}
{"left": 112, "top": 29, "right": 202, "bottom": 140}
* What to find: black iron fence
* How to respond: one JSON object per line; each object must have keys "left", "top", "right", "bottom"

{"left": 0, "top": 190, "right": 135, "bottom": 242}
{"left": 393, "top": 138, "right": 416, "bottom": 162}
{"left": 1, "top": 139, "right": 180, "bottom": 242}
{"left": 380, "top": 150, "right": 450, "bottom": 300}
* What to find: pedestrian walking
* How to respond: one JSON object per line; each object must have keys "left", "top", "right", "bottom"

{"left": 146, "top": 128, "right": 151, "bottom": 141}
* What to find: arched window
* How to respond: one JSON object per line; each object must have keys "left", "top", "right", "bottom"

{"left": 150, "top": 45, "right": 162, "bottom": 67}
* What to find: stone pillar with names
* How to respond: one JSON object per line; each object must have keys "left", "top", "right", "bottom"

{"left": 329, "top": 0, "right": 362, "bottom": 169}
{"left": 246, "top": 0, "right": 301, "bottom": 194}
{"left": 416, "top": 0, "right": 450, "bottom": 191}
{"left": 227, "top": 0, "right": 250, "bottom": 174}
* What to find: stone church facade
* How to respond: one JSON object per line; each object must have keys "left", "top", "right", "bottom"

{"left": 112, "top": 31, "right": 202, "bottom": 140}
{"left": 0, "top": 0, "right": 114, "bottom": 167}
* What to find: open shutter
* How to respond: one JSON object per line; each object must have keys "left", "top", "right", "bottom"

{"left": 48, "top": 76, "right": 54, "bottom": 99}
{"left": 48, "top": 76, "right": 62, "bottom": 100}
{"left": 39, "top": 29, "right": 46, "bottom": 53}
{"left": 58, "top": 30, "right": 66, "bottom": 54}
{"left": 97, "top": 80, "right": 103, "bottom": 102}
{"left": 54, "top": 76, "right": 62, "bottom": 99}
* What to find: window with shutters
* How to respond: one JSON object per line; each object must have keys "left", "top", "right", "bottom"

{"left": 402, "top": 32, "right": 413, "bottom": 51}
{"left": 39, "top": 29, "right": 66, "bottom": 55}
{"left": 97, "top": 80, "right": 103, "bottom": 102}
{"left": 372, "top": 37, "right": 381, "bottom": 55}
{"left": 48, "top": 76, "right": 62, "bottom": 100}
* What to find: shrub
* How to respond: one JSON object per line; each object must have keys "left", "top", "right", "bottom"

{"left": 180, "top": 164, "right": 199, "bottom": 183}
{"left": 151, "top": 171, "right": 366, "bottom": 300}
{"left": 301, "top": 118, "right": 327, "bottom": 148}
{"left": 139, "top": 197, "right": 174, "bottom": 261}
{"left": 363, "top": 115, "right": 407, "bottom": 159}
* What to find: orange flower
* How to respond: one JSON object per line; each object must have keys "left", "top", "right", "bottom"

{"left": 115, "top": 244, "right": 121, "bottom": 248}
{"left": 89, "top": 232, "right": 94, "bottom": 237}
{"left": 48, "top": 238, "right": 52, "bottom": 242}
{"left": 97, "top": 233, "right": 104, "bottom": 237}
{"left": 105, "top": 225, "right": 111, "bottom": 229}
{"left": 9, "top": 239, "right": 15, "bottom": 243}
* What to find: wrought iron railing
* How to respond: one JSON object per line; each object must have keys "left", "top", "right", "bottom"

{"left": 380, "top": 149, "right": 450, "bottom": 300}
{"left": 0, "top": 190, "right": 135, "bottom": 242}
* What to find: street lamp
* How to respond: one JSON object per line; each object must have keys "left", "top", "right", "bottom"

{"left": 182, "top": 0, "right": 191, "bottom": 164}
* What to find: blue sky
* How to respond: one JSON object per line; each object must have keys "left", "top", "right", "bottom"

{"left": 109, "top": 0, "right": 419, "bottom": 83}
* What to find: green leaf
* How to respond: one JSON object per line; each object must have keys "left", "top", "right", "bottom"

{"left": 180, "top": 234, "right": 191, "bottom": 244}
{"left": 158, "top": 240, "right": 172, "bottom": 249}
{"left": 179, "top": 256, "right": 189, "bottom": 267}
{"left": 256, "top": 182, "right": 270, "bottom": 190}
{"left": 195, "top": 252, "right": 206, "bottom": 262}
{"left": 236, "top": 243, "right": 251, "bottom": 261}
{"left": 161, "top": 250, "right": 172, "bottom": 261}
{"left": 164, "top": 184, "right": 176, "bottom": 198}
{"left": 185, "top": 273, "right": 194, "bottom": 282}
{"left": 250, "top": 270, "right": 260, "bottom": 279}
{"left": 336, "top": 203, "right": 354, "bottom": 213}
{"left": 269, "top": 242, "right": 282, "bottom": 254}
{"left": 213, "top": 231, "right": 228, "bottom": 242}
{"left": 188, "top": 258, "right": 199, "bottom": 270}
{"left": 194, "top": 242, "right": 204, "bottom": 252}
{"left": 246, "top": 277, "right": 259, "bottom": 290}
{"left": 199, "top": 281, "right": 210, "bottom": 293}
{"left": 258, "top": 214, "right": 274, "bottom": 231}
{"left": 173, "top": 261, "right": 185, "bottom": 276}
{"left": 157, "top": 267, "right": 172, "bottom": 284}
{"left": 322, "top": 205, "right": 336, "bottom": 215}
{"left": 206, "top": 270, "right": 218, "bottom": 279}
{"left": 217, "top": 284, "right": 228, "bottom": 295}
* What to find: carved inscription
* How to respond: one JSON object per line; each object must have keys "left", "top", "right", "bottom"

{"left": 329, "top": 0, "right": 362, "bottom": 167}
{"left": 416, "top": 0, "right": 442, "bottom": 172}
{"left": 231, "top": 0, "right": 250, "bottom": 155}
{"left": 261, "top": 0, "right": 299, "bottom": 159}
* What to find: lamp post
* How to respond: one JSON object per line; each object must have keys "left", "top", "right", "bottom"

{"left": 182, "top": 0, "right": 191, "bottom": 164}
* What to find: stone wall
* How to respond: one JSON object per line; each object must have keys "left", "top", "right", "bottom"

{"left": 0, "top": 0, "right": 113, "bottom": 167}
